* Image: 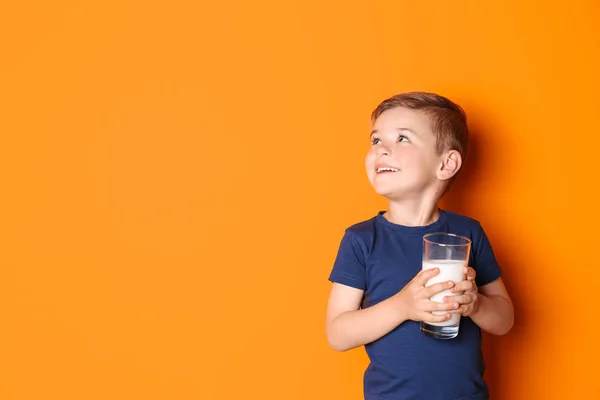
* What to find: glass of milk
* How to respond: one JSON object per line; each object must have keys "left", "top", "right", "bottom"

{"left": 421, "top": 232, "right": 472, "bottom": 339}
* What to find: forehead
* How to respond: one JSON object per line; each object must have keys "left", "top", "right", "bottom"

{"left": 372, "top": 107, "right": 433, "bottom": 134}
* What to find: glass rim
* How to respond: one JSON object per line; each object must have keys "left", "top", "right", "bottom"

{"left": 423, "top": 232, "right": 472, "bottom": 247}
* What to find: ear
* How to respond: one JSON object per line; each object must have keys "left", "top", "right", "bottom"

{"left": 436, "top": 150, "right": 462, "bottom": 181}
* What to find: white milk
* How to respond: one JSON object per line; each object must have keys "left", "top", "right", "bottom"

{"left": 422, "top": 260, "right": 466, "bottom": 327}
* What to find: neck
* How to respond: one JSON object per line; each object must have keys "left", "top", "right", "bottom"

{"left": 384, "top": 196, "right": 441, "bottom": 227}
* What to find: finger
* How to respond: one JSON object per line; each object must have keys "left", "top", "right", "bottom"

{"left": 424, "top": 280, "right": 455, "bottom": 297}
{"left": 445, "top": 294, "right": 471, "bottom": 305}
{"left": 415, "top": 267, "right": 440, "bottom": 286}
{"left": 456, "top": 305, "right": 471, "bottom": 315}
{"left": 465, "top": 266, "right": 476, "bottom": 281}
{"left": 423, "top": 312, "right": 452, "bottom": 324}
{"left": 452, "top": 279, "right": 476, "bottom": 294}
{"left": 451, "top": 280, "right": 475, "bottom": 293}
{"left": 428, "top": 300, "right": 459, "bottom": 312}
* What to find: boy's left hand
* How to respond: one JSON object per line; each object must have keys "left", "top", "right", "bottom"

{"left": 444, "top": 266, "right": 479, "bottom": 317}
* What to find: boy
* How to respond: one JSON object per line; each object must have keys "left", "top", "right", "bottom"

{"left": 326, "top": 92, "right": 514, "bottom": 400}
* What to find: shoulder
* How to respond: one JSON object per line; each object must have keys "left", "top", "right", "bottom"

{"left": 337, "top": 215, "right": 379, "bottom": 256}
{"left": 442, "top": 209, "right": 495, "bottom": 255}
{"left": 442, "top": 209, "right": 484, "bottom": 232}
{"left": 344, "top": 216, "right": 378, "bottom": 236}
{"left": 441, "top": 209, "right": 490, "bottom": 246}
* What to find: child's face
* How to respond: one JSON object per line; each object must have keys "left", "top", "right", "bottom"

{"left": 366, "top": 107, "right": 443, "bottom": 200}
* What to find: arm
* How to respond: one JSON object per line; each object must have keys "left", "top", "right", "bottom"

{"left": 448, "top": 271, "right": 514, "bottom": 336}
{"left": 325, "top": 283, "right": 405, "bottom": 352}
{"left": 470, "top": 278, "right": 514, "bottom": 335}
{"left": 463, "top": 224, "right": 513, "bottom": 335}
{"left": 326, "top": 269, "right": 459, "bottom": 352}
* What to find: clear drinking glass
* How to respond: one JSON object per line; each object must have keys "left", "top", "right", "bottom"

{"left": 421, "top": 232, "right": 472, "bottom": 339}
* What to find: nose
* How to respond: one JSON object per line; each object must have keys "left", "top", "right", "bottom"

{"left": 375, "top": 143, "right": 391, "bottom": 157}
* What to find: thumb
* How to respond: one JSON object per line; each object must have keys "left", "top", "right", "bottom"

{"left": 415, "top": 267, "right": 439, "bottom": 286}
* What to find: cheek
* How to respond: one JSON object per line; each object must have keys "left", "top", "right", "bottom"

{"left": 398, "top": 149, "right": 426, "bottom": 167}
{"left": 365, "top": 151, "right": 376, "bottom": 167}
{"left": 396, "top": 151, "right": 431, "bottom": 180}
{"left": 365, "top": 152, "right": 377, "bottom": 180}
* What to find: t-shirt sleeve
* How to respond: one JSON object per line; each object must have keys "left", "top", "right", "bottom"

{"left": 472, "top": 223, "right": 502, "bottom": 287}
{"left": 328, "top": 230, "right": 367, "bottom": 291}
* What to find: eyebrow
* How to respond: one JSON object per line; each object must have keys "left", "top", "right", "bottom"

{"left": 370, "top": 127, "right": 419, "bottom": 137}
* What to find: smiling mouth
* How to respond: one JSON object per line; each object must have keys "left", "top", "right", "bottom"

{"left": 376, "top": 167, "right": 399, "bottom": 174}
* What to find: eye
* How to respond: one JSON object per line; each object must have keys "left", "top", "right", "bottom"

{"left": 371, "top": 137, "right": 381, "bottom": 145}
{"left": 398, "top": 135, "right": 409, "bottom": 143}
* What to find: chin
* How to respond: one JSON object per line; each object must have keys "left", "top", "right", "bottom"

{"left": 372, "top": 184, "right": 407, "bottom": 199}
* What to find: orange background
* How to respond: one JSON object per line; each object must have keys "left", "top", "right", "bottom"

{"left": 1, "top": 1, "right": 598, "bottom": 399}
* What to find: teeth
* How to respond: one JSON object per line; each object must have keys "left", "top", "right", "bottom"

{"left": 377, "top": 167, "right": 399, "bottom": 173}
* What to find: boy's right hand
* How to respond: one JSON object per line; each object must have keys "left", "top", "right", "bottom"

{"left": 395, "top": 268, "right": 460, "bottom": 323}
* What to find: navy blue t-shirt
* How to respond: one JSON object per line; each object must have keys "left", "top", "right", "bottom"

{"left": 329, "top": 209, "right": 502, "bottom": 400}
